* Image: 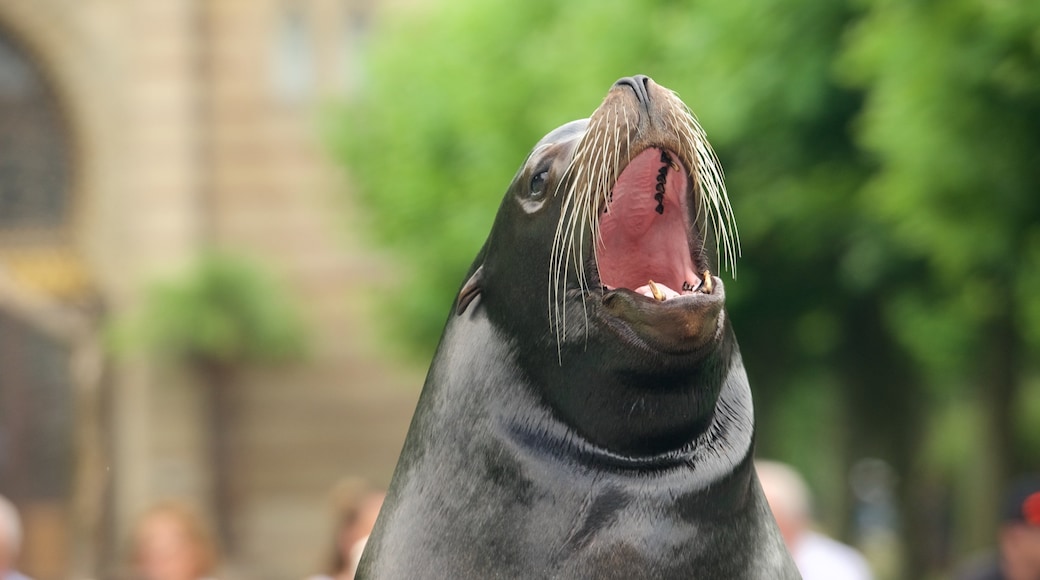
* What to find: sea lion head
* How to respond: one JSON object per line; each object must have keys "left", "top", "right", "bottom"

{"left": 456, "top": 75, "right": 741, "bottom": 458}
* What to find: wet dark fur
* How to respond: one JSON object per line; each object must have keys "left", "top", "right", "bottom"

{"left": 356, "top": 77, "right": 799, "bottom": 579}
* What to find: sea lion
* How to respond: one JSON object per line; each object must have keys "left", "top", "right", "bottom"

{"left": 356, "top": 75, "right": 799, "bottom": 579}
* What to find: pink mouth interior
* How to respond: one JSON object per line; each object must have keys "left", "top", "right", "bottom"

{"left": 597, "top": 147, "right": 698, "bottom": 299}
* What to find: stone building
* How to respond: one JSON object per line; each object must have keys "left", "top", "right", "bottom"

{"left": 0, "top": 1, "right": 419, "bottom": 577}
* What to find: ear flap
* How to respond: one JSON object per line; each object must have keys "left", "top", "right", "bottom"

{"left": 455, "top": 265, "right": 484, "bottom": 316}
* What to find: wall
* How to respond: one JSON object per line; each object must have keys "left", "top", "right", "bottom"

{"left": 0, "top": 1, "right": 419, "bottom": 577}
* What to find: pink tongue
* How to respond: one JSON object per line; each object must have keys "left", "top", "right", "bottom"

{"left": 597, "top": 148, "right": 696, "bottom": 294}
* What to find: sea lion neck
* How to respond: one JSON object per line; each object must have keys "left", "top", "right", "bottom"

{"left": 515, "top": 316, "right": 740, "bottom": 458}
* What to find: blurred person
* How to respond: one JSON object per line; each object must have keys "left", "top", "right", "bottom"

{"left": 307, "top": 478, "right": 385, "bottom": 580}
{"left": 757, "top": 460, "right": 873, "bottom": 580}
{"left": 130, "top": 500, "right": 219, "bottom": 580}
{"left": 956, "top": 475, "right": 1040, "bottom": 580}
{"left": 0, "top": 495, "right": 32, "bottom": 580}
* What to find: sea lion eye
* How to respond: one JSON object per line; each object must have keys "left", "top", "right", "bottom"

{"left": 530, "top": 170, "right": 549, "bottom": 199}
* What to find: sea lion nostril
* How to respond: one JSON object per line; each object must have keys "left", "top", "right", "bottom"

{"left": 614, "top": 75, "right": 652, "bottom": 107}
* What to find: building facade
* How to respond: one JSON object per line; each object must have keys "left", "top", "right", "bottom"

{"left": 0, "top": 1, "right": 419, "bottom": 577}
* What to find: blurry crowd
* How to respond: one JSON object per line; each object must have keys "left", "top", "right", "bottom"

{"left": 2, "top": 466, "right": 1038, "bottom": 579}
{"left": 0, "top": 477, "right": 384, "bottom": 580}
{"left": 757, "top": 462, "right": 1040, "bottom": 580}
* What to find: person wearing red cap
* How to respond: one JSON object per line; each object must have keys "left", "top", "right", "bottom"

{"left": 957, "top": 475, "right": 1040, "bottom": 580}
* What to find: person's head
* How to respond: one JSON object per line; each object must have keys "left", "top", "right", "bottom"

{"left": 131, "top": 500, "right": 218, "bottom": 580}
{"left": 0, "top": 495, "right": 22, "bottom": 572}
{"left": 998, "top": 475, "right": 1040, "bottom": 580}
{"left": 755, "top": 460, "right": 812, "bottom": 549}
{"left": 323, "top": 478, "right": 385, "bottom": 576}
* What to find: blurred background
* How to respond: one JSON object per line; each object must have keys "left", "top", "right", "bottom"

{"left": 0, "top": 0, "right": 1038, "bottom": 578}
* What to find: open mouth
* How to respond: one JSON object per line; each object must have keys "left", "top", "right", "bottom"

{"left": 596, "top": 147, "right": 712, "bottom": 301}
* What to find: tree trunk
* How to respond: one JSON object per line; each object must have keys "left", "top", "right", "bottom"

{"left": 980, "top": 293, "right": 1020, "bottom": 536}
{"left": 840, "top": 298, "right": 929, "bottom": 580}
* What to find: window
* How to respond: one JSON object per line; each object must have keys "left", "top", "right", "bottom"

{"left": 0, "top": 30, "right": 72, "bottom": 232}
{"left": 271, "top": 6, "right": 315, "bottom": 102}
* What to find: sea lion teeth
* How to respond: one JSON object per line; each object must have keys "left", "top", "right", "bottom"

{"left": 637, "top": 281, "right": 680, "bottom": 300}
{"left": 702, "top": 270, "right": 713, "bottom": 294}
{"left": 648, "top": 279, "right": 665, "bottom": 301}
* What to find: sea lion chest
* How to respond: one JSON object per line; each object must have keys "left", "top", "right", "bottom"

{"left": 356, "top": 312, "right": 794, "bottom": 579}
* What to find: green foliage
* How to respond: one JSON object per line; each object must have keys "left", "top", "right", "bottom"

{"left": 842, "top": 0, "right": 1040, "bottom": 377}
{"left": 114, "top": 254, "right": 307, "bottom": 367}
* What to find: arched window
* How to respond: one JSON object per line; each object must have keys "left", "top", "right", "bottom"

{"left": 0, "top": 29, "right": 72, "bottom": 232}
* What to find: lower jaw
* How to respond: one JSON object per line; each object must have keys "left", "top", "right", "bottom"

{"left": 601, "top": 284, "right": 724, "bottom": 353}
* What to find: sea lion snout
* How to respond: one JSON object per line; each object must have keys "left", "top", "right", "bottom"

{"left": 541, "top": 75, "right": 738, "bottom": 357}
{"left": 613, "top": 74, "right": 654, "bottom": 107}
